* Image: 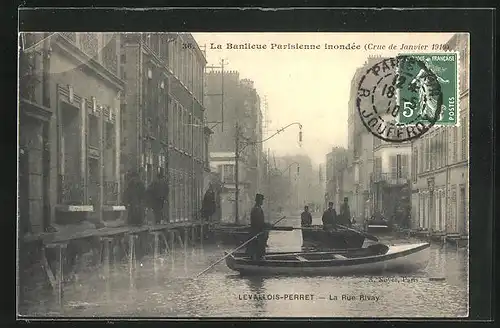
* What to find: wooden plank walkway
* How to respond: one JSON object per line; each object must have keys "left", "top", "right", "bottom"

{"left": 21, "top": 220, "right": 208, "bottom": 245}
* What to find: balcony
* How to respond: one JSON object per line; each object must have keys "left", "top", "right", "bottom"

{"left": 371, "top": 172, "right": 410, "bottom": 186}
{"left": 103, "top": 181, "right": 119, "bottom": 205}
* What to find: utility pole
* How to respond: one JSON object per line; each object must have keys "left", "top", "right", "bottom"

{"left": 267, "top": 148, "right": 271, "bottom": 221}
{"left": 234, "top": 122, "right": 240, "bottom": 224}
{"left": 205, "top": 59, "right": 228, "bottom": 131}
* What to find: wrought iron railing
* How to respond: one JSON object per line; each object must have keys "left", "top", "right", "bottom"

{"left": 371, "top": 172, "right": 410, "bottom": 185}
{"left": 58, "top": 174, "right": 85, "bottom": 204}
{"left": 103, "top": 181, "right": 119, "bottom": 204}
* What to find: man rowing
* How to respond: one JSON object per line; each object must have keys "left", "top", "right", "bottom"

{"left": 301, "top": 205, "right": 313, "bottom": 227}
{"left": 321, "top": 201, "right": 338, "bottom": 231}
{"left": 246, "top": 193, "right": 270, "bottom": 261}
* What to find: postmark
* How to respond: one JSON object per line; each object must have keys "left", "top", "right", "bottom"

{"left": 356, "top": 54, "right": 454, "bottom": 142}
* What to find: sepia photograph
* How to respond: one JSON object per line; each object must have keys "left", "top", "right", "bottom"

{"left": 17, "top": 30, "right": 470, "bottom": 318}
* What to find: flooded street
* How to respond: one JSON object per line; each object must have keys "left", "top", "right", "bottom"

{"left": 19, "top": 218, "right": 468, "bottom": 318}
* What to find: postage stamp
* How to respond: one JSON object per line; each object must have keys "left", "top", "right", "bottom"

{"left": 397, "top": 53, "right": 459, "bottom": 127}
{"left": 356, "top": 52, "right": 459, "bottom": 143}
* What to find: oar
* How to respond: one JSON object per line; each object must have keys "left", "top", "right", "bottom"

{"left": 193, "top": 215, "right": 288, "bottom": 278}
{"left": 336, "top": 224, "right": 379, "bottom": 242}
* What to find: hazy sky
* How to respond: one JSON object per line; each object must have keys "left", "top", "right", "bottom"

{"left": 193, "top": 33, "right": 455, "bottom": 165}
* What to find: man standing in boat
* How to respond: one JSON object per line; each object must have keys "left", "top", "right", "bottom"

{"left": 339, "top": 197, "right": 352, "bottom": 227}
{"left": 301, "top": 205, "right": 313, "bottom": 227}
{"left": 321, "top": 201, "right": 337, "bottom": 230}
{"left": 246, "top": 193, "right": 269, "bottom": 260}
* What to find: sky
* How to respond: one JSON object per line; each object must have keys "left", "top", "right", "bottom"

{"left": 192, "top": 33, "right": 455, "bottom": 165}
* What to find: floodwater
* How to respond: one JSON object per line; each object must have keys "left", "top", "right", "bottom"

{"left": 18, "top": 217, "right": 468, "bottom": 318}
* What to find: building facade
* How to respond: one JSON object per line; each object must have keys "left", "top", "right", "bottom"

{"left": 120, "top": 32, "right": 207, "bottom": 223}
{"left": 344, "top": 57, "right": 383, "bottom": 222}
{"left": 325, "top": 147, "right": 348, "bottom": 210}
{"left": 410, "top": 33, "right": 469, "bottom": 235}
{"left": 19, "top": 32, "right": 124, "bottom": 234}
{"left": 205, "top": 71, "right": 264, "bottom": 223}
{"left": 371, "top": 139, "right": 411, "bottom": 226}
{"left": 209, "top": 151, "right": 252, "bottom": 224}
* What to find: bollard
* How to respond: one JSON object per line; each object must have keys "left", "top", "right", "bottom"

{"left": 46, "top": 242, "right": 68, "bottom": 308}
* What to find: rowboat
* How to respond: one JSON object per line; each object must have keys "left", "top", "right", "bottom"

{"left": 301, "top": 225, "right": 365, "bottom": 249}
{"left": 225, "top": 242, "right": 430, "bottom": 276}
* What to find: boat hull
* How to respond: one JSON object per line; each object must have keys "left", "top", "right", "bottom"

{"left": 225, "top": 243, "right": 430, "bottom": 276}
{"left": 301, "top": 227, "right": 365, "bottom": 249}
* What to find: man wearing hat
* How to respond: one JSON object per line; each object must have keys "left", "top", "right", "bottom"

{"left": 246, "top": 193, "right": 269, "bottom": 260}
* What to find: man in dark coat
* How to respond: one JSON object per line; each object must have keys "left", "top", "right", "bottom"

{"left": 339, "top": 197, "right": 352, "bottom": 227}
{"left": 123, "top": 170, "right": 146, "bottom": 226}
{"left": 322, "top": 201, "right": 337, "bottom": 230}
{"left": 146, "top": 171, "right": 168, "bottom": 224}
{"left": 201, "top": 184, "right": 216, "bottom": 221}
{"left": 246, "top": 193, "right": 269, "bottom": 260}
{"left": 301, "top": 205, "right": 313, "bottom": 227}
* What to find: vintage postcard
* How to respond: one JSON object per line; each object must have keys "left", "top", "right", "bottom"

{"left": 18, "top": 30, "right": 470, "bottom": 318}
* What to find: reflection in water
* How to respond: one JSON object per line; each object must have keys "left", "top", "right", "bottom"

{"left": 19, "top": 231, "right": 469, "bottom": 318}
{"left": 245, "top": 277, "right": 266, "bottom": 316}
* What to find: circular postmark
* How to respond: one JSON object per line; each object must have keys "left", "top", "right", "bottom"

{"left": 356, "top": 56, "right": 443, "bottom": 143}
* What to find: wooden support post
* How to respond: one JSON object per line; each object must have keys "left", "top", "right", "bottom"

{"left": 169, "top": 230, "right": 175, "bottom": 268}
{"left": 191, "top": 225, "right": 196, "bottom": 247}
{"left": 183, "top": 228, "right": 189, "bottom": 253}
{"left": 168, "top": 230, "right": 175, "bottom": 255}
{"left": 41, "top": 246, "right": 57, "bottom": 290}
{"left": 176, "top": 230, "right": 184, "bottom": 249}
{"left": 151, "top": 231, "right": 161, "bottom": 259}
{"left": 46, "top": 242, "right": 68, "bottom": 307}
{"left": 128, "top": 234, "right": 138, "bottom": 272}
{"left": 200, "top": 223, "right": 204, "bottom": 249}
{"left": 101, "top": 237, "right": 114, "bottom": 278}
{"left": 160, "top": 231, "right": 170, "bottom": 254}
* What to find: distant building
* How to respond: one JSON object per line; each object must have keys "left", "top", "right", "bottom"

{"left": 120, "top": 32, "right": 207, "bottom": 223}
{"left": 209, "top": 151, "right": 252, "bottom": 224}
{"left": 19, "top": 32, "right": 124, "bottom": 234}
{"left": 205, "top": 71, "right": 264, "bottom": 221}
{"left": 274, "top": 154, "right": 323, "bottom": 212}
{"left": 325, "top": 147, "right": 348, "bottom": 210}
{"left": 410, "top": 34, "right": 469, "bottom": 235}
{"left": 344, "top": 56, "right": 382, "bottom": 222}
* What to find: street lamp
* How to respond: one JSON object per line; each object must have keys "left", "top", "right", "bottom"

{"left": 233, "top": 122, "right": 303, "bottom": 224}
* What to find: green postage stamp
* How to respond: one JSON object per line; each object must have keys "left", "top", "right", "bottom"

{"left": 396, "top": 52, "right": 459, "bottom": 126}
